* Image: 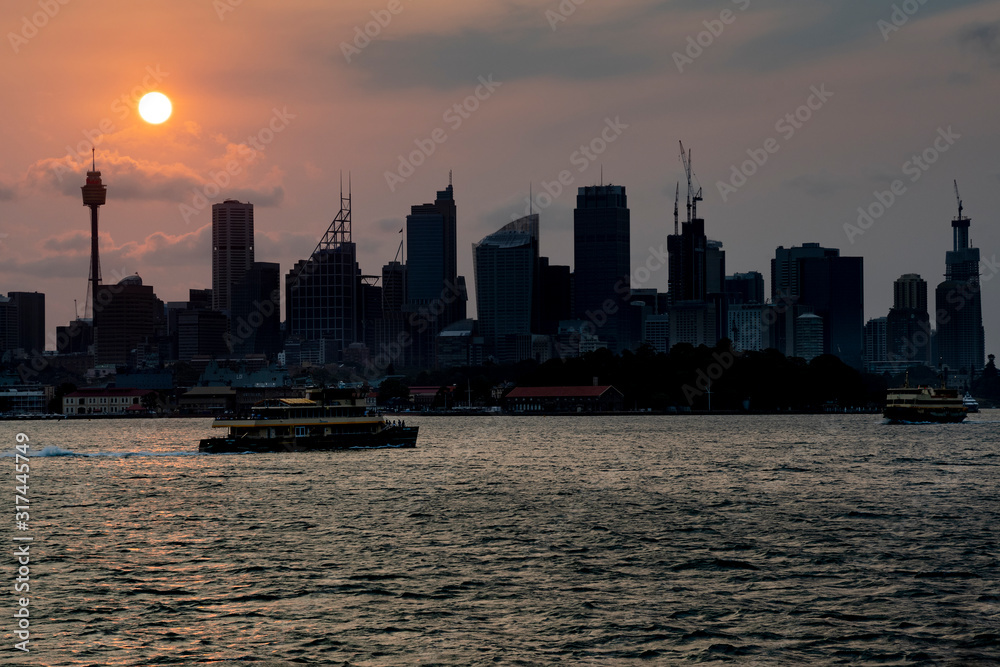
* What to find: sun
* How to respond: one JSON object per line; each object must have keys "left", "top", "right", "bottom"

{"left": 138, "top": 92, "right": 172, "bottom": 124}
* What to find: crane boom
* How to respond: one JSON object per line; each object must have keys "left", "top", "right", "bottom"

{"left": 679, "top": 141, "right": 692, "bottom": 223}
{"left": 954, "top": 179, "right": 964, "bottom": 220}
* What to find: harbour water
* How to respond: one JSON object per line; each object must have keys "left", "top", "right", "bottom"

{"left": 2, "top": 414, "right": 998, "bottom": 665}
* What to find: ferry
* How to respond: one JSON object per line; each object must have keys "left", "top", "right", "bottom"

{"left": 884, "top": 376, "right": 967, "bottom": 424}
{"left": 199, "top": 387, "right": 418, "bottom": 453}
{"left": 963, "top": 393, "right": 980, "bottom": 413}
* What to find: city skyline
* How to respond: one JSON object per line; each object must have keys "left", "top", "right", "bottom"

{"left": 0, "top": 0, "right": 997, "bottom": 353}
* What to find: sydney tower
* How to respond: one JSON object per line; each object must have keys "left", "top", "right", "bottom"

{"left": 80, "top": 150, "right": 106, "bottom": 318}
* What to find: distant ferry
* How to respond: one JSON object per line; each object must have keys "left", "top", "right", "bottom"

{"left": 963, "top": 393, "right": 980, "bottom": 413}
{"left": 884, "top": 377, "right": 967, "bottom": 424}
{"left": 199, "top": 387, "right": 417, "bottom": 453}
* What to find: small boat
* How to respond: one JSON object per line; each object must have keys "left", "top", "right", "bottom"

{"left": 884, "top": 374, "right": 967, "bottom": 424}
{"left": 199, "top": 387, "right": 418, "bottom": 453}
{"left": 963, "top": 393, "right": 980, "bottom": 413}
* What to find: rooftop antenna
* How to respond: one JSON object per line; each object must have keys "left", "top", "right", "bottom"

{"left": 91, "top": 147, "right": 95, "bottom": 171}
{"left": 449, "top": 169, "right": 453, "bottom": 187}
{"left": 529, "top": 182, "right": 533, "bottom": 216}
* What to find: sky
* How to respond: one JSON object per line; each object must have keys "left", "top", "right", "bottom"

{"left": 1, "top": 0, "right": 998, "bottom": 354}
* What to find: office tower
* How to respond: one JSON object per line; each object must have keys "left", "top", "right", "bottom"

{"left": 189, "top": 289, "right": 213, "bottom": 311}
{"left": 771, "top": 243, "right": 839, "bottom": 301}
{"left": 794, "top": 313, "right": 824, "bottom": 362}
{"left": 7, "top": 292, "right": 44, "bottom": 354}
{"left": 230, "top": 262, "right": 281, "bottom": 358}
{"left": 574, "top": 185, "right": 630, "bottom": 348}
{"left": 705, "top": 240, "right": 726, "bottom": 295}
{"left": 406, "top": 181, "right": 465, "bottom": 321}
{"left": 887, "top": 274, "right": 931, "bottom": 366}
{"left": 538, "top": 258, "right": 572, "bottom": 335}
{"left": 728, "top": 303, "right": 767, "bottom": 352}
{"left": 405, "top": 180, "right": 468, "bottom": 368}
{"left": 799, "top": 255, "right": 864, "bottom": 367}
{"left": 864, "top": 316, "right": 888, "bottom": 371}
{"left": 212, "top": 199, "right": 254, "bottom": 313}
{"left": 667, "top": 213, "right": 706, "bottom": 303}
{"left": 286, "top": 189, "right": 358, "bottom": 359}
{"left": 935, "top": 186, "right": 984, "bottom": 376}
{"left": 177, "top": 309, "right": 230, "bottom": 361}
{"left": 725, "top": 272, "right": 765, "bottom": 304}
{"left": 473, "top": 215, "right": 539, "bottom": 362}
{"left": 94, "top": 275, "right": 160, "bottom": 366}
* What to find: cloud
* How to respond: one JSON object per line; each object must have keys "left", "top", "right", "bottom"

{"left": 959, "top": 20, "right": 1000, "bottom": 64}
{"left": 22, "top": 150, "right": 286, "bottom": 208}
{"left": 348, "top": 18, "right": 655, "bottom": 90}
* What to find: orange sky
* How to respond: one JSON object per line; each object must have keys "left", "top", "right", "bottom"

{"left": 1, "top": 0, "right": 999, "bottom": 353}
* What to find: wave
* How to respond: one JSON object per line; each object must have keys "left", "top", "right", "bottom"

{"left": 0, "top": 445, "right": 204, "bottom": 458}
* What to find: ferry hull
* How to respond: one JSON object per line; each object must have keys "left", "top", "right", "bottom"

{"left": 883, "top": 407, "right": 966, "bottom": 424}
{"left": 199, "top": 426, "right": 418, "bottom": 453}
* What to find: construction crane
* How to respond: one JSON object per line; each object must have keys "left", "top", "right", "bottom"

{"left": 679, "top": 141, "right": 703, "bottom": 222}
{"left": 954, "top": 179, "right": 965, "bottom": 220}
{"left": 673, "top": 182, "right": 679, "bottom": 234}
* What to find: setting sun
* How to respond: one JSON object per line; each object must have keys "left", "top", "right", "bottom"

{"left": 138, "top": 92, "right": 172, "bottom": 124}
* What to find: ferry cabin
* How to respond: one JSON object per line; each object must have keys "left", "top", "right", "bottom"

{"left": 213, "top": 396, "right": 388, "bottom": 441}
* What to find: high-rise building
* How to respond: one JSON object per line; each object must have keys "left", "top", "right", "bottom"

{"left": 473, "top": 215, "right": 539, "bottom": 362}
{"left": 771, "top": 243, "right": 839, "bottom": 301}
{"left": 230, "top": 262, "right": 281, "bottom": 358}
{"left": 794, "top": 313, "right": 824, "bottom": 362}
{"left": 7, "top": 292, "right": 44, "bottom": 355}
{"left": 574, "top": 185, "right": 630, "bottom": 349}
{"left": 935, "top": 190, "right": 984, "bottom": 376}
{"left": 94, "top": 275, "right": 161, "bottom": 367}
{"left": 177, "top": 309, "right": 230, "bottom": 361}
{"left": 887, "top": 274, "right": 931, "bottom": 367}
{"left": 725, "top": 272, "right": 765, "bottom": 304}
{"left": 286, "top": 193, "right": 358, "bottom": 359}
{"left": 212, "top": 199, "right": 254, "bottom": 313}
{"left": 799, "top": 255, "right": 864, "bottom": 368}
{"left": 864, "top": 316, "right": 888, "bottom": 371}
{"left": 404, "top": 181, "right": 468, "bottom": 368}
{"left": 538, "top": 258, "right": 572, "bottom": 335}
{"left": 668, "top": 214, "right": 706, "bottom": 303}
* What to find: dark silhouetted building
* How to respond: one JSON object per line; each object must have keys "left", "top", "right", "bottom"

{"left": 887, "top": 274, "right": 931, "bottom": 367}
{"left": 94, "top": 275, "right": 161, "bottom": 367}
{"left": 286, "top": 192, "right": 358, "bottom": 360}
{"left": 230, "top": 262, "right": 281, "bottom": 358}
{"left": 799, "top": 255, "right": 864, "bottom": 368}
{"left": 177, "top": 309, "right": 230, "bottom": 361}
{"left": 935, "top": 198, "right": 984, "bottom": 377}
{"left": 404, "top": 181, "right": 468, "bottom": 368}
{"left": 574, "top": 185, "right": 630, "bottom": 349}
{"left": 725, "top": 272, "right": 765, "bottom": 304}
{"left": 473, "top": 214, "right": 539, "bottom": 362}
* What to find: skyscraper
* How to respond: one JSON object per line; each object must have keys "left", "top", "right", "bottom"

{"left": 573, "top": 185, "right": 630, "bottom": 348}
{"left": 94, "top": 275, "right": 161, "bottom": 366}
{"left": 286, "top": 191, "right": 358, "bottom": 358}
{"left": 404, "top": 180, "right": 468, "bottom": 368}
{"left": 212, "top": 199, "right": 254, "bottom": 313}
{"left": 473, "top": 214, "right": 539, "bottom": 361}
{"left": 771, "top": 243, "right": 839, "bottom": 301}
{"left": 799, "top": 255, "right": 864, "bottom": 368}
{"left": 230, "top": 262, "right": 281, "bottom": 358}
{"left": 935, "top": 187, "right": 984, "bottom": 375}
{"left": 887, "top": 274, "right": 931, "bottom": 367}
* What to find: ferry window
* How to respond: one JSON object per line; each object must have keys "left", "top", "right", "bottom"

{"left": 295, "top": 426, "right": 308, "bottom": 437}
